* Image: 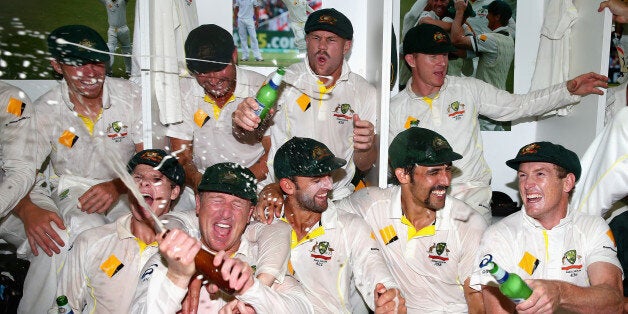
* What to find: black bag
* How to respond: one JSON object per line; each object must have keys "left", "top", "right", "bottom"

{"left": 0, "top": 244, "right": 30, "bottom": 314}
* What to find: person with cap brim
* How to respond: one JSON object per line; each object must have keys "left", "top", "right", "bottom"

{"left": 390, "top": 20, "right": 609, "bottom": 224}
{"left": 57, "top": 149, "right": 184, "bottom": 313}
{"left": 472, "top": 141, "right": 623, "bottom": 313}
{"left": 269, "top": 137, "right": 406, "bottom": 313}
{"left": 340, "top": 127, "right": 487, "bottom": 312}
{"left": 234, "top": 0, "right": 264, "bottom": 61}
{"left": 131, "top": 162, "right": 313, "bottom": 313}
{"left": 233, "top": 8, "right": 379, "bottom": 205}
{"left": 450, "top": 0, "right": 514, "bottom": 92}
{"left": 168, "top": 23, "right": 269, "bottom": 199}
{"left": 12, "top": 24, "right": 143, "bottom": 314}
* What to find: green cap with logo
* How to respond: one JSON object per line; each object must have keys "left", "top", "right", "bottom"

{"left": 389, "top": 127, "right": 462, "bottom": 168}
{"left": 127, "top": 149, "right": 185, "bottom": 187}
{"left": 47, "top": 25, "right": 110, "bottom": 65}
{"left": 506, "top": 141, "right": 581, "bottom": 181}
{"left": 403, "top": 24, "right": 457, "bottom": 55}
{"left": 305, "top": 8, "right": 353, "bottom": 40}
{"left": 185, "top": 24, "right": 234, "bottom": 73}
{"left": 197, "top": 162, "right": 258, "bottom": 204}
{"left": 274, "top": 137, "right": 347, "bottom": 179}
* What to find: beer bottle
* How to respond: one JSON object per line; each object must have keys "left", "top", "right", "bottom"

{"left": 56, "top": 295, "right": 74, "bottom": 314}
{"left": 254, "top": 67, "right": 285, "bottom": 121}
{"left": 194, "top": 248, "right": 236, "bottom": 295}
{"left": 480, "top": 254, "right": 532, "bottom": 303}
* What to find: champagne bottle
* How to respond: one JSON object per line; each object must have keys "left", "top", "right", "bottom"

{"left": 194, "top": 248, "right": 236, "bottom": 294}
{"left": 254, "top": 67, "right": 285, "bottom": 121}
{"left": 56, "top": 295, "right": 74, "bottom": 314}
{"left": 480, "top": 254, "right": 532, "bottom": 303}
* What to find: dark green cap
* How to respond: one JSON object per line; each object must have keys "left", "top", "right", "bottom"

{"left": 274, "top": 137, "right": 347, "bottom": 179}
{"left": 197, "top": 162, "right": 258, "bottom": 204}
{"left": 127, "top": 149, "right": 185, "bottom": 187}
{"left": 403, "top": 24, "right": 457, "bottom": 55}
{"left": 389, "top": 128, "right": 462, "bottom": 168}
{"left": 47, "top": 25, "right": 110, "bottom": 65}
{"left": 305, "top": 8, "right": 353, "bottom": 40}
{"left": 185, "top": 24, "right": 234, "bottom": 73}
{"left": 506, "top": 142, "right": 581, "bottom": 181}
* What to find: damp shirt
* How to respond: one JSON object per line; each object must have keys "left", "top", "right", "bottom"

{"left": 340, "top": 186, "right": 487, "bottom": 312}
{"left": 472, "top": 209, "right": 622, "bottom": 288}
{"left": 58, "top": 214, "right": 158, "bottom": 313}
{"left": 263, "top": 58, "right": 378, "bottom": 200}
{"left": 32, "top": 77, "right": 142, "bottom": 187}
{"left": 0, "top": 82, "right": 35, "bottom": 216}
{"left": 285, "top": 202, "right": 398, "bottom": 313}
{"left": 167, "top": 67, "right": 266, "bottom": 169}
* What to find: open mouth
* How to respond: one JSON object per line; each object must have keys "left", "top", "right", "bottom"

{"left": 526, "top": 193, "right": 542, "bottom": 203}
{"left": 214, "top": 222, "right": 232, "bottom": 238}
{"left": 142, "top": 193, "right": 154, "bottom": 208}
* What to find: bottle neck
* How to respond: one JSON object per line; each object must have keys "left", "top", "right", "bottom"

{"left": 489, "top": 262, "right": 509, "bottom": 284}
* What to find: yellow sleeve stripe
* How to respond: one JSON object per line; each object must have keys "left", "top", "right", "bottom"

{"left": 58, "top": 130, "right": 78, "bottom": 148}
{"left": 6, "top": 97, "right": 25, "bottom": 117}
{"left": 607, "top": 230, "right": 616, "bottom": 247}
{"left": 100, "top": 254, "right": 124, "bottom": 278}
{"left": 296, "top": 93, "right": 311, "bottom": 112}
{"left": 194, "top": 109, "right": 210, "bottom": 128}
{"left": 379, "top": 225, "right": 398, "bottom": 245}
{"left": 518, "top": 251, "right": 539, "bottom": 275}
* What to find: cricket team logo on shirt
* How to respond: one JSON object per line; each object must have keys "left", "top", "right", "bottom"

{"left": 427, "top": 242, "right": 450, "bottom": 266}
{"left": 332, "top": 103, "right": 354, "bottom": 124}
{"left": 107, "top": 121, "right": 128, "bottom": 142}
{"left": 447, "top": 101, "right": 465, "bottom": 120}
{"left": 560, "top": 249, "right": 583, "bottom": 277}
{"left": 310, "top": 241, "right": 334, "bottom": 266}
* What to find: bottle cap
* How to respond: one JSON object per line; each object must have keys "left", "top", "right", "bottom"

{"left": 479, "top": 254, "right": 493, "bottom": 268}
{"left": 56, "top": 295, "right": 69, "bottom": 306}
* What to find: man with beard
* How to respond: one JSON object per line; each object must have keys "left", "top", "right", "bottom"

{"left": 473, "top": 142, "right": 623, "bottom": 313}
{"left": 131, "top": 162, "right": 311, "bottom": 313}
{"left": 233, "top": 8, "right": 378, "bottom": 202}
{"left": 340, "top": 127, "right": 487, "bottom": 312}
{"left": 168, "top": 24, "right": 269, "bottom": 190}
{"left": 272, "top": 137, "right": 406, "bottom": 313}
{"left": 57, "top": 149, "right": 183, "bottom": 313}
{"left": 12, "top": 25, "right": 142, "bottom": 314}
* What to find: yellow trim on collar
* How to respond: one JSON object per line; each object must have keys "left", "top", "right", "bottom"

{"left": 280, "top": 217, "right": 325, "bottom": 248}
{"left": 135, "top": 238, "right": 158, "bottom": 254}
{"left": 204, "top": 94, "right": 236, "bottom": 120}
{"left": 401, "top": 215, "right": 435, "bottom": 239}
{"left": 77, "top": 109, "right": 103, "bottom": 136}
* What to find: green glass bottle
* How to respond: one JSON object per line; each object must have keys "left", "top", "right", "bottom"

{"left": 480, "top": 254, "right": 532, "bottom": 304}
{"left": 56, "top": 295, "right": 74, "bottom": 314}
{"left": 254, "top": 67, "right": 285, "bottom": 121}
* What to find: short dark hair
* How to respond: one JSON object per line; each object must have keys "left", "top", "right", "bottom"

{"left": 487, "top": 0, "right": 512, "bottom": 26}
